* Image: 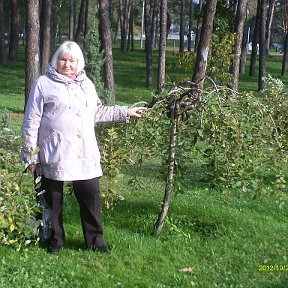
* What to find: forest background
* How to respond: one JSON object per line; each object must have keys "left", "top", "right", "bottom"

{"left": 0, "top": 0, "right": 288, "bottom": 287}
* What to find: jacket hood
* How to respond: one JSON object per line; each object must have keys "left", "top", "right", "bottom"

{"left": 46, "top": 64, "right": 87, "bottom": 84}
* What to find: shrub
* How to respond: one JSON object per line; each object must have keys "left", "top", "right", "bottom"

{"left": 0, "top": 114, "right": 39, "bottom": 250}
{"left": 101, "top": 82, "right": 288, "bottom": 202}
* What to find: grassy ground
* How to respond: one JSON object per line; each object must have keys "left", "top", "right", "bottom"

{"left": 0, "top": 44, "right": 288, "bottom": 287}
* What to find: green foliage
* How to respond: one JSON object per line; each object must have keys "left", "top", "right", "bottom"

{"left": 0, "top": 113, "right": 39, "bottom": 250}
{"left": 170, "top": 33, "right": 236, "bottom": 86}
{"left": 95, "top": 77, "right": 287, "bottom": 208}
{"left": 185, "top": 85, "right": 286, "bottom": 199}
{"left": 263, "top": 74, "right": 285, "bottom": 95}
{"left": 96, "top": 105, "right": 171, "bottom": 207}
{"left": 125, "top": 102, "right": 171, "bottom": 163}
{"left": 209, "top": 33, "right": 236, "bottom": 85}
{"left": 97, "top": 124, "right": 128, "bottom": 208}
{"left": 0, "top": 110, "right": 21, "bottom": 151}
{"left": 196, "top": 89, "right": 287, "bottom": 199}
{"left": 263, "top": 75, "right": 288, "bottom": 150}
{"left": 173, "top": 51, "right": 196, "bottom": 82}
{"left": 99, "top": 83, "right": 287, "bottom": 203}
{"left": 0, "top": 162, "right": 38, "bottom": 250}
{"left": 0, "top": 161, "right": 37, "bottom": 250}
{"left": 214, "top": 0, "right": 235, "bottom": 36}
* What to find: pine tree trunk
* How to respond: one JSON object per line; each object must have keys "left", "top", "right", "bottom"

{"left": 25, "top": 0, "right": 40, "bottom": 108}
{"left": 8, "top": 0, "right": 19, "bottom": 60}
{"left": 157, "top": 0, "right": 167, "bottom": 92}
{"left": 152, "top": 1, "right": 159, "bottom": 49}
{"left": 50, "top": 0, "right": 62, "bottom": 46}
{"left": 0, "top": 0, "right": 5, "bottom": 65}
{"left": 120, "top": 0, "right": 129, "bottom": 52}
{"left": 265, "top": 0, "right": 275, "bottom": 57}
{"left": 240, "top": 23, "right": 248, "bottom": 75}
{"left": 75, "top": 0, "right": 85, "bottom": 43}
{"left": 69, "top": 0, "right": 75, "bottom": 40}
{"left": 194, "top": 0, "right": 203, "bottom": 53}
{"left": 281, "top": 32, "right": 288, "bottom": 76}
{"left": 230, "top": 0, "right": 248, "bottom": 91}
{"left": 99, "top": 0, "right": 115, "bottom": 104}
{"left": 40, "top": 0, "right": 52, "bottom": 75}
{"left": 145, "top": 0, "right": 154, "bottom": 88}
{"left": 126, "top": 0, "right": 134, "bottom": 52}
{"left": 258, "top": 0, "right": 268, "bottom": 91}
{"left": 192, "top": 0, "right": 218, "bottom": 90}
{"left": 281, "top": 1, "right": 288, "bottom": 76}
{"left": 179, "top": 0, "right": 185, "bottom": 52}
{"left": 187, "top": 0, "right": 194, "bottom": 52}
{"left": 249, "top": 0, "right": 261, "bottom": 77}
{"left": 83, "top": 0, "right": 90, "bottom": 42}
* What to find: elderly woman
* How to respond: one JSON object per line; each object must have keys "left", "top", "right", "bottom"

{"left": 22, "top": 41, "right": 146, "bottom": 253}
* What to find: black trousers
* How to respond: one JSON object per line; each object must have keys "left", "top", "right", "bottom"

{"left": 42, "top": 176, "right": 105, "bottom": 249}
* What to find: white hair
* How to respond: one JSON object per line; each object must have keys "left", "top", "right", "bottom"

{"left": 50, "top": 41, "right": 85, "bottom": 74}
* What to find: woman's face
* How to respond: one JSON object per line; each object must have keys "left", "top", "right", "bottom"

{"left": 57, "top": 54, "right": 78, "bottom": 77}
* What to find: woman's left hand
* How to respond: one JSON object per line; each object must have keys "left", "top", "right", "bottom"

{"left": 127, "top": 107, "right": 147, "bottom": 118}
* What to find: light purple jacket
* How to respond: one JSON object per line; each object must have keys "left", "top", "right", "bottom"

{"left": 22, "top": 64, "right": 128, "bottom": 181}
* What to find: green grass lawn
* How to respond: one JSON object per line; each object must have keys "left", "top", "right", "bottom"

{"left": 0, "top": 44, "right": 288, "bottom": 287}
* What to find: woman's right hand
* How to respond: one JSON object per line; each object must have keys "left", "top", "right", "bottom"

{"left": 27, "top": 163, "right": 37, "bottom": 173}
{"left": 127, "top": 107, "right": 147, "bottom": 118}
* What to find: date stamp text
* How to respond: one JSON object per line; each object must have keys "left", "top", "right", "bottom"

{"left": 259, "top": 264, "right": 288, "bottom": 272}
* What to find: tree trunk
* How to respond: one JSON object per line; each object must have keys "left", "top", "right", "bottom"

{"left": 131, "top": 3, "right": 135, "bottom": 51}
{"left": 187, "top": 0, "right": 194, "bottom": 52}
{"left": 192, "top": 0, "right": 218, "bottom": 90}
{"left": 179, "top": 0, "right": 185, "bottom": 52}
{"left": 25, "top": 0, "right": 40, "bottom": 108}
{"left": 240, "top": 21, "right": 249, "bottom": 75}
{"left": 249, "top": 0, "right": 261, "bottom": 77}
{"left": 99, "top": 0, "right": 115, "bottom": 104}
{"left": 75, "top": 0, "right": 86, "bottom": 43}
{"left": 265, "top": 0, "right": 275, "bottom": 57}
{"left": 126, "top": 0, "right": 134, "bottom": 51}
{"left": 230, "top": 0, "right": 248, "bottom": 91}
{"left": 40, "top": 0, "right": 52, "bottom": 75}
{"left": 194, "top": 0, "right": 203, "bottom": 53}
{"left": 119, "top": 0, "right": 129, "bottom": 52}
{"left": 154, "top": 99, "right": 180, "bottom": 235}
{"left": 8, "top": 0, "right": 19, "bottom": 60}
{"left": 157, "top": 0, "right": 167, "bottom": 92}
{"left": 50, "top": 0, "right": 63, "bottom": 45}
{"left": 281, "top": 32, "right": 288, "bottom": 76}
{"left": 258, "top": 0, "right": 268, "bottom": 91}
{"left": 281, "top": 1, "right": 288, "bottom": 76}
{"left": 83, "top": 0, "right": 90, "bottom": 42}
{"left": 152, "top": 0, "right": 159, "bottom": 49}
{"left": 167, "top": 8, "right": 171, "bottom": 38}
{"left": 0, "top": 0, "right": 5, "bottom": 65}
{"left": 145, "top": 0, "right": 154, "bottom": 88}
{"left": 69, "top": 0, "right": 75, "bottom": 40}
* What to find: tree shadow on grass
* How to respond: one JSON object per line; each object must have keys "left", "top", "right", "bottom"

{"left": 64, "top": 238, "right": 86, "bottom": 251}
{"left": 103, "top": 198, "right": 159, "bottom": 235}
{"left": 103, "top": 196, "right": 225, "bottom": 240}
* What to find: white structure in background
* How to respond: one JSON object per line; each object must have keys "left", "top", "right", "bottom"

{"left": 167, "top": 32, "right": 196, "bottom": 41}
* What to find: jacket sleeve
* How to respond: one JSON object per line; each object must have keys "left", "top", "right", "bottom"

{"left": 92, "top": 85, "right": 129, "bottom": 123}
{"left": 21, "top": 79, "right": 44, "bottom": 165}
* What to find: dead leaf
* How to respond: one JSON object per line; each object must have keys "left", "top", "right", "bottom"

{"left": 179, "top": 267, "right": 193, "bottom": 273}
